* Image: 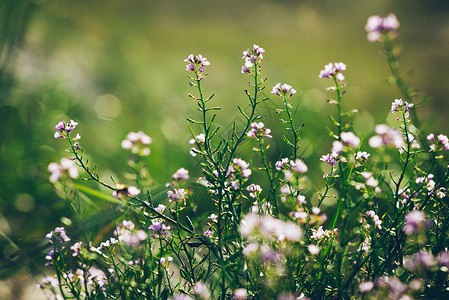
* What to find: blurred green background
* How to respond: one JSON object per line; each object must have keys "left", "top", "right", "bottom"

{"left": 1, "top": 0, "right": 449, "bottom": 297}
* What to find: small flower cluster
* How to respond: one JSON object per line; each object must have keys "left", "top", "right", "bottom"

{"left": 121, "top": 131, "right": 152, "bottom": 156}
{"left": 271, "top": 83, "right": 296, "bottom": 98}
{"left": 149, "top": 219, "right": 171, "bottom": 238}
{"left": 54, "top": 120, "right": 80, "bottom": 139}
{"left": 189, "top": 133, "right": 206, "bottom": 156}
{"left": 172, "top": 167, "right": 189, "bottom": 181}
{"left": 167, "top": 188, "right": 188, "bottom": 203}
{"left": 391, "top": 98, "right": 414, "bottom": 116}
{"left": 318, "top": 62, "right": 346, "bottom": 81}
{"left": 365, "top": 13, "right": 400, "bottom": 42}
{"left": 311, "top": 226, "right": 338, "bottom": 241}
{"left": 246, "top": 122, "right": 272, "bottom": 139}
{"left": 45, "top": 227, "right": 71, "bottom": 266}
{"left": 361, "top": 210, "right": 382, "bottom": 230}
{"left": 184, "top": 54, "right": 210, "bottom": 75}
{"left": 226, "top": 158, "right": 252, "bottom": 190}
{"left": 246, "top": 183, "right": 262, "bottom": 198}
{"left": 320, "top": 151, "right": 339, "bottom": 167}
{"left": 369, "top": 124, "right": 405, "bottom": 149}
{"left": 427, "top": 133, "right": 449, "bottom": 151}
{"left": 241, "top": 44, "right": 265, "bottom": 73}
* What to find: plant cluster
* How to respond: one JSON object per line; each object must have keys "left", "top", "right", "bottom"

{"left": 38, "top": 14, "right": 449, "bottom": 299}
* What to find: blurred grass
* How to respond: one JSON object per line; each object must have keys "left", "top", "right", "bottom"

{"left": 1, "top": 0, "right": 449, "bottom": 288}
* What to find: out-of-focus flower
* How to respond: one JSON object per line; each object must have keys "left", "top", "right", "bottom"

{"left": 192, "top": 282, "right": 210, "bottom": 300}
{"left": 403, "top": 210, "right": 429, "bottom": 235}
{"left": 365, "top": 13, "right": 400, "bottom": 42}
{"left": 369, "top": 124, "right": 405, "bottom": 149}
{"left": 239, "top": 213, "right": 302, "bottom": 242}
{"left": 121, "top": 131, "right": 152, "bottom": 156}
{"left": 48, "top": 158, "right": 79, "bottom": 183}
{"left": 359, "top": 281, "right": 374, "bottom": 292}
{"left": 340, "top": 132, "right": 360, "bottom": 148}
{"left": 115, "top": 220, "right": 147, "bottom": 247}
{"left": 290, "top": 158, "right": 308, "bottom": 174}
{"left": 361, "top": 172, "right": 379, "bottom": 188}
{"left": 172, "top": 167, "right": 189, "bottom": 181}
{"left": 233, "top": 288, "right": 248, "bottom": 300}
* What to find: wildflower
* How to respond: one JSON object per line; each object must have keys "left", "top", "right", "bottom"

{"left": 204, "top": 229, "right": 214, "bottom": 237}
{"left": 246, "top": 122, "right": 272, "bottom": 139}
{"left": 318, "top": 62, "right": 346, "bottom": 81}
{"left": 155, "top": 204, "right": 166, "bottom": 213}
{"left": 391, "top": 98, "right": 414, "bottom": 117}
{"left": 172, "top": 167, "right": 189, "bottom": 181}
{"left": 241, "top": 44, "right": 264, "bottom": 72}
{"left": 208, "top": 214, "right": 218, "bottom": 223}
{"left": 184, "top": 54, "right": 210, "bottom": 74}
{"left": 368, "top": 124, "right": 405, "bottom": 149}
{"left": 320, "top": 152, "right": 339, "bottom": 166}
{"left": 70, "top": 241, "right": 83, "bottom": 257}
{"left": 246, "top": 184, "right": 262, "bottom": 198}
{"left": 365, "top": 13, "right": 400, "bottom": 42}
{"left": 167, "top": 188, "right": 187, "bottom": 203}
{"left": 149, "top": 220, "right": 171, "bottom": 238}
{"left": 160, "top": 256, "right": 173, "bottom": 267}
{"left": 429, "top": 133, "right": 449, "bottom": 151}
{"left": 121, "top": 131, "right": 152, "bottom": 156}
{"left": 54, "top": 120, "right": 79, "bottom": 138}
{"left": 226, "top": 158, "right": 252, "bottom": 188}
{"left": 355, "top": 151, "right": 370, "bottom": 161}
{"left": 275, "top": 158, "right": 290, "bottom": 171}
{"left": 46, "top": 227, "right": 70, "bottom": 244}
{"left": 271, "top": 83, "right": 297, "bottom": 98}
{"left": 189, "top": 133, "right": 206, "bottom": 145}
{"left": 362, "top": 210, "right": 382, "bottom": 229}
